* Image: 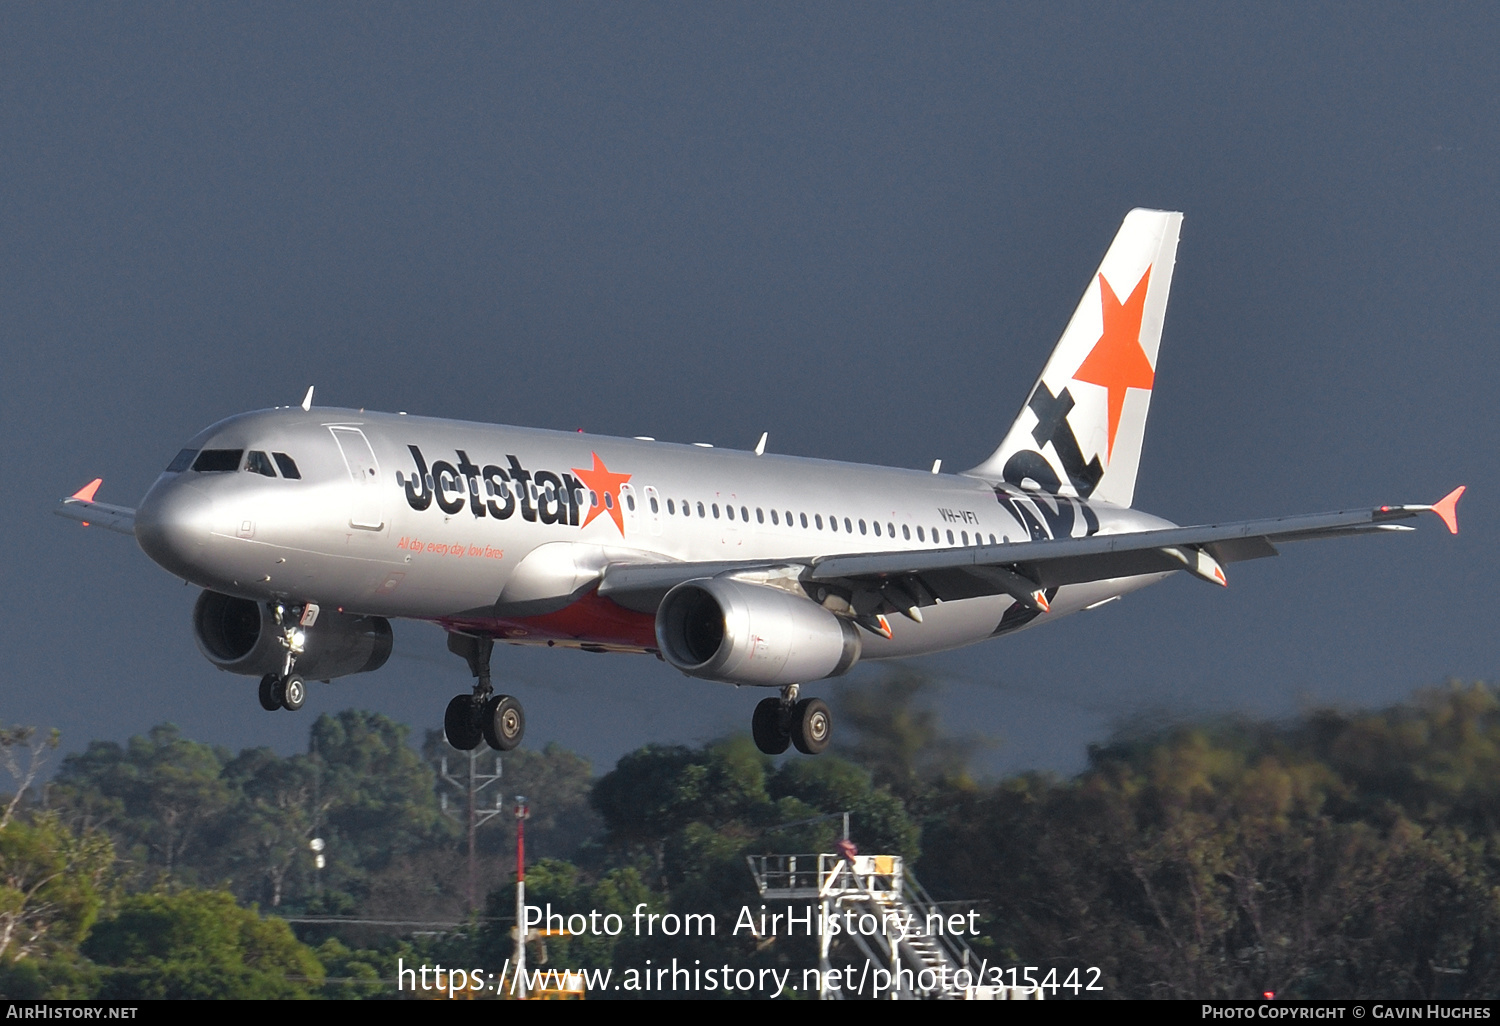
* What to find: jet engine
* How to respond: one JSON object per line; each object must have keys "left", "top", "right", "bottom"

{"left": 192, "top": 590, "right": 392, "bottom": 680}
{"left": 655, "top": 578, "right": 861, "bottom": 686}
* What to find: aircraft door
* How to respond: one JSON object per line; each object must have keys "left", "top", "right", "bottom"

{"left": 329, "top": 427, "right": 385, "bottom": 531}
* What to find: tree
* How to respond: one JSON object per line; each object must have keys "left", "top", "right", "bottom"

{"left": 220, "top": 749, "right": 330, "bottom": 908}
{"left": 49, "top": 726, "right": 232, "bottom": 881}
{"left": 310, "top": 711, "right": 452, "bottom": 884}
{"left": 830, "top": 668, "right": 982, "bottom": 805}
{"left": 0, "top": 812, "right": 113, "bottom": 967}
{"left": 84, "top": 889, "right": 324, "bottom": 999}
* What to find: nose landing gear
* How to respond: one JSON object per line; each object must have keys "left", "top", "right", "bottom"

{"left": 751, "top": 684, "right": 832, "bottom": 756}
{"left": 256, "top": 603, "right": 315, "bottom": 712}
{"left": 444, "top": 633, "right": 525, "bottom": 752}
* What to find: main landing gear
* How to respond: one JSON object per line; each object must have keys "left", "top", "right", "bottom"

{"left": 443, "top": 634, "right": 525, "bottom": 752}
{"left": 751, "top": 684, "right": 831, "bottom": 756}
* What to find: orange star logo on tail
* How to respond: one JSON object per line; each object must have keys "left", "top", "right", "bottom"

{"left": 1072, "top": 267, "right": 1154, "bottom": 460}
{"left": 570, "top": 452, "right": 632, "bottom": 534}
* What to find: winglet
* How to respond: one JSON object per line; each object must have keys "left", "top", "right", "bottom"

{"left": 71, "top": 478, "right": 103, "bottom": 502}
{"left": 301, "top": 385, "right": 314, "bottom": 412}
{"left": 1431, "top": 485, "right": 1465, "bottom": 535}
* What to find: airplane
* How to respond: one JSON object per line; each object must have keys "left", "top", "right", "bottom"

{"left": 55, "top": 209, "right": 1464, "bottom": 757}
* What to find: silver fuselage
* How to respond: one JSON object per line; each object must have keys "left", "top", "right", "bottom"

{"left": 134, "top": 407, "right": 1175, "bottom": 660}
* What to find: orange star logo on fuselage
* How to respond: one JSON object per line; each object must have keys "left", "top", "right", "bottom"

{"left": 570, "top": 452, "right": 633, "bottom": 534}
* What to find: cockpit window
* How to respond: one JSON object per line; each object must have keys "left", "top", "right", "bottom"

{"left": 165, "top": 448, "right": 197, "bottom": 473}
{"left": 192, "top": 449, "right": 243, "bottom": 473}
{"left": 272, "top": 453, "right": 301, "bottom": 479}
{"left": 244, "top": 451, "right": 277, "bottom": 477}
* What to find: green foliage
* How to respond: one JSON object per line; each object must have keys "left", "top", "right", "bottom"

{"left": 15, "top": 683, "right": 1500, "bottom": 1001}
{"left": 312, "top": 937, "right": 385, "bottom": 999}
{"left": 830, "top": 669, "right": 983, "bottom": 806}
{"left": 311, "top": 710, "right": 452, "bottom": 877}
{"left": 50, "top": 726, "right": 232, "bottom": 881}
{"left": 921, "top": 682, "right": 1500, "bottom": 999}
{"left": 83, "top": 889, "right": 324, "bottom": 999}
{"left": 424, "top": 733, "right": 600, "bottom": 859}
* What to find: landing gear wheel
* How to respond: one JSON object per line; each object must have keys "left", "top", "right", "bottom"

{"left": 791, "top": 698, "right": 832, "bottom": 755}
{"left": 482, "top": 695, "right": 525, "bottom": 751}
{"left": 280, "top": 674, "right": 306, "bottom": 711}
{"left": 752, "top": 697, "right": 790, "bottom": 755}
{"left": 444, "top": 695, "right": 483, "bottom": 751}
{"left": 258, "top": 674, "right": 283, "bottom": 712}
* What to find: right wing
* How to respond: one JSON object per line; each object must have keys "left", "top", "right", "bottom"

{"left": 599, "top": 488, "right": 1464, "bottom": 617}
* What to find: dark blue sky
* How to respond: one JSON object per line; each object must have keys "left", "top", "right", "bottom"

{"left": 4, "top": 4, "right": 1494, "bottom": 776}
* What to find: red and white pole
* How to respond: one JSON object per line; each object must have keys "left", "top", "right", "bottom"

{"left": 514, "top": 795, "right": 529, "bottom": 999}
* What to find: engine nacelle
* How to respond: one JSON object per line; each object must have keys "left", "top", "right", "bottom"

{"left": 655, "top": 578, "right": 861, "bottom": 685}
{"left": 193, "top": 590, "right": 393, "bottom": 680}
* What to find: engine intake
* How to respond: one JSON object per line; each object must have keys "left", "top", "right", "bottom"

{"left": 193, "top": 590, "right": 392, "bottom": 680}
{"left": 655, "top": 578, "right": 861, "bottom": 685}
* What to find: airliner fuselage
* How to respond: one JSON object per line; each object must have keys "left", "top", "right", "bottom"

{"left": 134, "top": 406, "right": 1174, "bottom": 658}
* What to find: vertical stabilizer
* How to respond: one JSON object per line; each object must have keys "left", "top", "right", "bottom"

{"left": 966, "top": 209, "right": 1182, "bottom": 508}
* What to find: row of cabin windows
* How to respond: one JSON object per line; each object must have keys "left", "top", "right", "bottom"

{"left": 167, "top": 448, "right": 301, "bottom": 479}
{"left": 624, "top": 492, "right": 1001, "bottom": 547}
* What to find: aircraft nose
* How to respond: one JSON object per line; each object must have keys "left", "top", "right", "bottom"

{"left": 135, "top": 480, "right": 215, "bottom": 579}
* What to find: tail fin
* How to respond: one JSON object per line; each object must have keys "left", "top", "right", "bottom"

{"left": 966, "top": 208, "right": 1182, "bottom": 508}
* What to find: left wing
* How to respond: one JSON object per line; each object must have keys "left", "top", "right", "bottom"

{"left": 599, "top": 488, "right": 1464, "bottom": 617}
{"left": 54, "top": 479, "right": 137, "bottom": 536}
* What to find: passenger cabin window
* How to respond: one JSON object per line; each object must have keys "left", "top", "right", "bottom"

{"left": 244, "top": 451, "right": 277, "bottom": 477}
{"left": 726, "top": 505, "right": 735, "bottom": 521}
{"left": 741, "top": 506, "right": 749, "bottom": 521}
{"left": 166, "top": 448, "right": 197, "bottom": 472}
{"left": 917, "top": 526, "right": 924, "bottom": 541}
{"left": 799, "top": 513, "right": 807, "bottom": 528}
{"left": 902, "top": 525, "right": 911, "bottom": 540}
{"left": 815, "top": 514, "right": 823, "bottom": 530}
{"left": 860, "top": 520, "right": 868, "bottom": 535}
{"left": 625, "top": 493, "right": 636, "bottom": 511}
{"left": 768, "top": 509, "right": 776, "bottom": 525}
{"left": 272, "top": 453, "right": 301, "bottom": 479}
{"left": 844, "top": 517, "right": 852, "bottom": 533}
{"left": 697, "top": 502, "right": 706, "bottom": 517}
{"left": 192, "top": 449, "right": 242, "bottom": 473}
{"left": 712, "top": 504, "right": 720, "bottom": 519}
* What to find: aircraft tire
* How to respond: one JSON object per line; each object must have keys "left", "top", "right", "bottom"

{"left": 752, "top": 697, "right": 791, "bottom": 755}
{"left": 258, "top": 674, "right": 282, "bottom": 712}
{"left": 445, "top": 695, "right": 483, "bottom": 751}
{"left": 790, "top": 698, "right": 831, "bottom": 755}
{"left": 482, "top": 695, "right": 525, "bottom": 752}
{"left": 281, "top": 675, "right": 306, "bottom": 711}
